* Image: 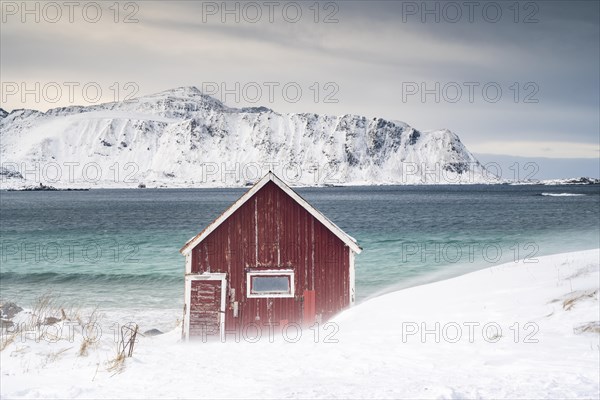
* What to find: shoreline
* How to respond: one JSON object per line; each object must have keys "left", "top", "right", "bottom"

{"left": 1, "top": 179, "right": 599, "bottom": 191}
{"left": 3, "top": 243, "right": 599, "bottom": 316}
{"left": 2, "top": 248, "right": 598, "bottom": 399}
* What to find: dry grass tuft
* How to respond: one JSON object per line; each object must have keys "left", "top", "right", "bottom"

{"left": 78, "top": 307, "right": 101, "bottom": 357}
{"left": 22, "top": 292, "right": 71, "bottom": 332}
{"left": 2, "top": 294, "right": 103, "bottom": 355}
{"left": 42, "top": 347, "right": 72, "bottom": 367}
{"left": 574, "top": 321, "right": 600, "bottom": 335}
{"left": 562, "top": 289, "right": 598, "bottom": 311}
{"left": 564, "top": 264, "right": 600, "bottom": 280}
{"left": 79, "top": 338, "right": 91, "bottom": 357}
{"left": 0, "top": 332, "right": 17, "bottom": 352}
{"left": 107, "top": 350, "right": 126, "bottom": 374}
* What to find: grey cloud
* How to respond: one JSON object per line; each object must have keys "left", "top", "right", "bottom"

{"left": 1, "top": 0, "right": 598, "bottom": 161}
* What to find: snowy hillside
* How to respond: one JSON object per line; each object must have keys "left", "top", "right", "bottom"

{"left": 0, "top": 87, "right": 497, "bottom": 188}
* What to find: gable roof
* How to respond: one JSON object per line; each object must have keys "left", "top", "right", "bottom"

{"left": 180, "top": 171, "right": 362, "bottom": 255}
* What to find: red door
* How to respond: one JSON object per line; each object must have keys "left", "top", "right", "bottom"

{"left": 189, "top": 279, "right": 223, "bottom": 340}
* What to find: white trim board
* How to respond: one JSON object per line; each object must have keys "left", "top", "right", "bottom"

{"left": 349, "top": 250, "right": 355, "bottom": 306}
{"left": 180, "top": 171, "right": 362, "bottom": 255}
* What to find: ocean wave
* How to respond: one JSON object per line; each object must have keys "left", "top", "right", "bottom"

{"left": 0, "top": 271, "right": 182, "bottom": 285}
{"left": 540, "top": 193, "right": 586, "bottom": 197}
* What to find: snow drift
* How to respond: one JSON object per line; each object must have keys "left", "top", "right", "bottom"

{"left": 1, "top": 249, "right": 598, "bottom": 398}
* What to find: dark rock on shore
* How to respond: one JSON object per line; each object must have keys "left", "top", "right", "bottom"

{"left": 1, "top": 302, "right": 23, "bottom": 319}
{"left": 7, "top": 183, "right": 90, "bottom": 191}
{"left": 143, "top": 328, "right": 163, "bottom": 336}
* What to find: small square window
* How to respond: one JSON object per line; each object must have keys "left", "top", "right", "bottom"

{"left": 247, "top": 270, "right": 294, "bottom": 298}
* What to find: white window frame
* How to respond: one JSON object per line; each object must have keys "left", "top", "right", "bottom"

{"left": 246, "top": 269, "right": 295, "bottom": 298}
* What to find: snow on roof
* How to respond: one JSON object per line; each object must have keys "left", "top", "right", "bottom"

{"left": 180, "top": 171, "right": 362, "bottom": 255}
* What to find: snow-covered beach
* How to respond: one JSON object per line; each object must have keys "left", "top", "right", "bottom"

{"left": 1, "top": 249, "right": 598, "bottom": 399}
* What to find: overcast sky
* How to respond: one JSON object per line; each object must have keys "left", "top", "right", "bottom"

{"left": 1, "top": 1, "right": 598, "bottom": 173}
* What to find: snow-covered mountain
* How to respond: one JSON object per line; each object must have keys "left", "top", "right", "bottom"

{"left": 0, "top": 87, "right": 497, "bottom": 188}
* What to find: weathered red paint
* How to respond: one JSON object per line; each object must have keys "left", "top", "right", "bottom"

{"left": 303, "top": 290, "right": 316, "bottom": 325}
{"left": 186, "top": 179, "right": 355, "bottom": 336}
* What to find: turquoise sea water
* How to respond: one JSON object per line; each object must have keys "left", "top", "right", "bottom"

{"left": 1, "top": 185, "right": 599, "bottom": 327}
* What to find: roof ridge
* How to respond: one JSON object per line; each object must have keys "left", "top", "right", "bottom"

{"left": 180, "top": 172, "right": 361, "bottom": 255}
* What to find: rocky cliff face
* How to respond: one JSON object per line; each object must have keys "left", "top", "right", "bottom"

{"left": 0, "top": 87, "right": 496, "bottom": 188}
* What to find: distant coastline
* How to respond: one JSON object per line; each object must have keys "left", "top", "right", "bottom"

{"left": 1, "top": 176, "right": 598, "bottom": 191}
{"left": 6, "top": 183, "right": 89, "bottom": 192}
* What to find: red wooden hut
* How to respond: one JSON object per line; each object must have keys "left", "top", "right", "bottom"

{"left": 180, "top": 171, "right": 362, "bottom": 340}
